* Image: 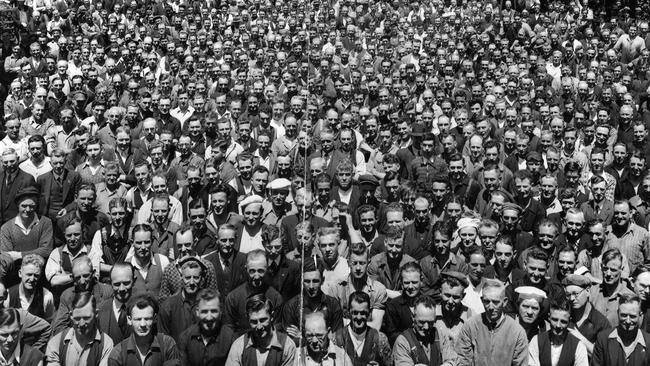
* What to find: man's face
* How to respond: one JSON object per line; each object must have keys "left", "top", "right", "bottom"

{"left": 128, "top": 305, "right": 155, "bottom": 337}
{"left": 481, "top": 287, "right": 505, "bottom": 323}
{"left": 181, "top": 266, "right": 202, "bottom": 296}
{"left": 196, "top": 298, "right": 221, "bottom": 333}
{"left": 304, "top": 317, "right": 329, "bottom": 355}
{"left": 76, "top": 189, "right": 95, "bottom": 213}
{"left": 591, "top": 181, "right": 606, "bottom": 202}
{"left": 483, "top": 170, "right": 500, "bottom": 192}
{"left": 557, "top": 252, "right": 576, "bottom": 278}
{"left": 618, "top": 302, "right": 641, "bottom": 333}
{"left": 526, "top": 258, "right": 547, "bottom": 284}
{"left": 85, "top": 143, "right": 102, "bottom": 161}
{"left": 468, "top": 253, "right": 486, "bottom": 283}
{"left": 133, "top": 231, "right": 152, "bottom": 261}
{"left": 303, "top": 270, "right": 322, "bottom": 298}
{"left": 386, "top": 211, "right": 404, "bottom": 230}
{"left": 359, "top": 211, "right": 376, "bottom": 234}
{"left": 189, "top": 207, "right": 207, "bottom": 231}
{"left": 518, "top": 298, "right": 541, "bottom": 324}
{"left": 441, "top": 282, "right": 464, "bottom": 314}
{"left": 602, "top": 258, "right": 622, "bottom": 285}
{"left": 565, "top": 213, "right": 584, "bottom": 238}
{"left": 413, "top": 304, "right": 436, "bottom": 338}
{"left": 613, "top": 203, "right": 631, "bottom": 228}
{"left": 494, "top": 242, "right": 514, "bottom": 269}
{"left": 238, "top": 160, "right": 253, "bottom": 180}
{"left": 537, "top": 225, "right": 557, "bottom": 251}
{"left": 251, "top": 172, "right": 268, "bottom": 194}
{"left": 247, "top": 257, "right": 267, "bottom": 288}
{"left": 336, "top": 170, "right": 352, "bottom": 190}
{"left": 349, "top": 253, "right": 368, "bottom": 280}
{"left": 514, "top": 178, "right": 531, "bottom": 199}
{"left": 217, "top": 229, "right": 236, "bottom": 258}
{"left": 111, "top": 267, "right": 133, "bottom": 303}
{"left": 385, "top": 238, "right": 404, "bottom": 262}
{"left": 634, "top": 272, "right": 650, "bottom": 303}
{"left": 349, "top": 300, "right": 370, "bottom": 333}
{"left": 71, "top": 299, "right": 96, "bottom": 337}
{"left": 0, "top": 319, "right": 20, "bottom": 356}
{"left": 243, "top": 204, "right": 262, "bottom": 227}
{"left": 19, "top": 263, "right": 40, "bottom": 292}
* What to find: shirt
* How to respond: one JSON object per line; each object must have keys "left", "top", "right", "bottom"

{"left": 45, "top": 328, "right": 114, "bottom": 366}
{"left": 456, "top": 314, "right": 528, "bottom": 366}
{"left": 107, "top": 333, "right": 180, "bottom": 366}
{"left": 14, "top": 216, "right": 39, "bottom": 236}
{"left": 0, "top": 135, "right": 28, "bottom": 161}
{"left": 4, "top": 285, "right": 56, "bottom": 322}
{"left": 295, "top": 343, "right": 351, "bottom": 366}
{"left": 239, "top": 228, "right": 264, "bottom": 254}
{"left": 605, "top": 223, "right": 650, "bottom": 273}
{"left": 226, "top": 331, "right": 296, "bottom": 366}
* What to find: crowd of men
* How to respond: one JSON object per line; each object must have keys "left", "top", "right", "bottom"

{"left": 0, "top": 0, "right": 650, "bottom": 364}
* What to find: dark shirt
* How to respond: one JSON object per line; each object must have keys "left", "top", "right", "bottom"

{"left": 108, "top": 333, "right": 181, "bottom": 366}
{"left": 280, "top": 291, "right": 344, "bottom": 332}
{"left": 223, "top": 283, "right": 283, "bottom": 336}
{"left": 177, "top": 324, "right": 235, "bottom": 366}
{"left": 159, "top": 292, "right": 198, "bottom": 343}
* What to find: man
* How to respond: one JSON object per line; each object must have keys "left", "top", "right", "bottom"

{"left": 323, "top": 243, "right": 388, "bottom": 330}
{"left": 136, "top": 174, "right": 183, "bottom": 225}
{"left": 5, "top": 254, "right": 55, "bottom": 322}
{"left": 580, "top": 219, "right": 630, "bottom": 281}
{"left": 580, "top": 175, "right": 614, "bottom": 224}
{"left": 261, "top": 178, "right": 294, "bottom": 227}
{"left": 128, "top": 224, "right": 171, "bottom": 296}
{"left": 528, "top": 300, "right": 589, "bottom": 366}
{"left": 392, "top": 294, "right": 458, "bottom": 366}
{"left": 280, "top": 256, "right": 343, "bottom": 341}
{"left": 419, "top": 220, "right": 468, "bottom": 295}
{"left": 204, "top": 224, "right": 248, "bottom": 297}
{"left": 223, "top": 249, "right": 283, "bottom": 335}
{"left": 294, "top": 312, "right": 346, "bottom": 366}
{"left": 368, "top": 227, "right": 416, "bottom": 298}
{"left": 96, "top": 263, "right": 135, "bottom": 344}
{"left": 174, "top": 165, "right": 210, "bottom": 221}
{"left": 434, "top": 272, "right": 474, "bottom": 344}
{"left": 261, "top": 225, "right": 300, "bottom": 301}
{"left": 226, "top": 294, "right": 296, "bottom": 365}
{"left": 56, "top": 184, "right": 110, "bottom": 247}
{"left": 235, "top": 195, "right": 268, "bottom": 254}
{"left": 513, "top": 287, "right": 547, "bottom": 341}
{"left": 513, "top": 170, "right": 546, "bottom": 233}
{"left": 125, "top": 161, "right": 154, "bottom": 214}
{"left": 456, "top": 279, "right": 528, "bottom": 366}
{"left": 589, "top": 248, "right": 634, "bottom": 327}
{"left": 0, "top": 308, "right": 44, "bottom": 365}
{"left": 45, "top": 292, "right": 114, "bottom": 366}
{"left": 159, "top": 257, "right": 206, "bottom": 342}
{"left": 593, "top": 293, "right": 650, "bottom": 365}
{"left": 280, "top": 188, "right": 329, "bottom": 253}
{"left": 0, "top": 186, "right": 54, "bottom": 274}
{"left": 605, "top": 200, "right": 650, "bottom": 273}
{"left": 206, "top": 184, "right": 242, "bottom": 232}
{"left": 177, "top": 289, "right": 235, "bottom": 365}
{"left": 107, "top": 293, "right": 181, "bottom": 365}
{"left": 484, "top": 235, "right": 524, "bottom": 286}
{"left": 49, "top": 256, "right": 113, "bottom": 336}
{"left": 38, "top": 149, "right": 82, "bottom": 219}
{"left": 91, "top": 198, "right": 131, "bottom": 278}
{"left": 158, "top": 226, "right": 217, "bottom": 302}
{"left": 562, "top": 274, "right": 611, "bottom": 355}
{"left": 384, "top": 262, "right": 425, "bottom": 344}
{"left": 0, "top": 148, "right": 36, "bottom": 224}
{"left": 19, "top": 135, "right": 51, "bottom": 180}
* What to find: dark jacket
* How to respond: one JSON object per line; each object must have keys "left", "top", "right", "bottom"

{"left": 37, "top": 169, "right": 82, "bottom": 218}
{"left": 593, "top": 328, "right": 650, "bottom": 366}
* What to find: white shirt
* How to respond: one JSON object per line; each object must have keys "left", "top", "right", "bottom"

{"left": 136, "top": 195, "right": 183, "bottom": 225}
{"left": 19, "top": 156, "right": 52, "bottom": 180}
{"left": 239, "top": 228, "right": 264, "bottom": 254}
{"left": 337, "top": 187, "right": 352, "bottom": 205}
{"left": 0, "top": 135, "right": 28, "bottom": 161}
{"left": 528, "top": 334, "right": 589, "bottom": 366}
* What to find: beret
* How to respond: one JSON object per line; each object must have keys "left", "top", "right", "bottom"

{"left": 14, "top": 186, "right": 39, "bottom": 204}
{"left": 562, "top": 274, "right": 593, "bottom": 288}
{"left": 358, "top": 174, "right": 379, "bottom": 187}
{"left": 441, "top": 271, "right": 469, "bottom": 287}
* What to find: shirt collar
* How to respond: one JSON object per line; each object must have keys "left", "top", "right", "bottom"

{"left": 14, "top": 216, "right": 39, "bottom": 231}
{"left": 609, "top": 328, "right": 647, "bottom": 350}
{"left": 244, "top": 330, "right": 284, "bottom": 350}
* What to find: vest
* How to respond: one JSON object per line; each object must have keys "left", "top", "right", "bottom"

{"left": 132, "top": 255, "right": 165, "bottom": 295}
{"left": 401, "top": 328, "right": 442, "bottom": 366}
{"left": 58, "top": 328, "right": 105, "bottom": 366}
{"left": 241, "top": 332, "right": 287, "bottom": 366}
{"left": 58, "top": 247, "right": 74, "bottom": 274}
{"left": 8, "top": 284, "right": 44, "bottom": 318}
{"left": 133, "top": 189, "right": 150, "bottom": 210}
{"left": 48, "top": 176, "right": 65, "bottom": 217}
{"left": 334, "top": 326, "right": 380, "bottom": 366}
{"left": 538, "top": 331, "right": 579, "bottom": 366}
{"left": 101, "top": 226, "right": 130, "bottom": 265}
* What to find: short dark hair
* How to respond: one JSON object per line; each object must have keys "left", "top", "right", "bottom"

{"left": 127, "top": 293, "right": 159, "bottom": 316}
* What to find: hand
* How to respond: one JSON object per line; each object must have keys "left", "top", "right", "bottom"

{"left": 56, "top": 208, "right": 67, "bottom": 218}
{"left": 286, "top": 325, "right": 301, "bottom": 339}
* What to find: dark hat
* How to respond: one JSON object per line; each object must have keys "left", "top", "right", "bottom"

{"left": 526, "top": 151, "right": 542, "bottom": 162}
{"left": 441, "top": 271, "right": 469, "bottom": 287}
{"left": 358, "top": 174, "right": 379, "bottom": 187}
{"left": 14, "top": 186, "right": 39, "bottom": 204}
{"left": 501, "top": 202, "right": 523, "bottom": 214}
{"left": 411, "top": 123, "right": 427, "bottom": 136}
{"left": 562, "top": 274, "right": 592, "bottom": 288}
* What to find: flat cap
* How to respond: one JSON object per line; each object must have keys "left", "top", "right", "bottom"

{"left": 526, "top": 151, "right": 543, "bottom": 162}
{"left": 441, "top": 271, "right": 469, "bottom": 287}
{"left": 14, "top": 186, "right": 39, "bottom": 204}
{"left": 178, "top": 256, "right": 208, "bottom": 272}
{"left": 358, "top": 174, "right": 379, "bottom": 187}
{"left": 562, "top": 274, "right": 593, "bottom": 288}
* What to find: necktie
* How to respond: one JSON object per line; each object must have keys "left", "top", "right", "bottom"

{"left": 118, "top": 304, "right": 128, "bottom": 334}
{"left": 269, "top": 261, "right": 278, "bottom": 274}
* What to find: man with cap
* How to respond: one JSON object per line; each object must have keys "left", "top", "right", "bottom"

{"left": 260, "top": 178, "right": 294, "bottom": 227}
{"left": 0, "top": 148, "right": 37, "bottom": 224}
{"left": 562, "top": 274, "right": 611, "bottom": 354}
{"left": 0, "top": 186, "right": 53, "bottom": 276}
{"left": 392, "top": 294, "right": 459, "bottom": 366}
{"left": 499, "top": 201, "right": 534, "bottom": 255}
{"left": 236, "top": 194, "right": 268, "bottom": 254}
{"left": 528, "top": 299, "right": 589, "bottom": 366}
{"left": 434, "top": 271, "right": 474, "bottom": 345}
{"left": 514, "top": 286, "right": 548, "bottom": 340}
{"left": 453, "top": 216, "right": 481, "bottom": 261}
{"left": 506, "top": 246, "right": 565, "bottom": 315}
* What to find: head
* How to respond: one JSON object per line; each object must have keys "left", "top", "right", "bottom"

{"left": 246, "top": 294, "right": 274, "bottom": 344}
{"left": 70, "top": 292, "right": 98, "bottom": 338}
{"left": 110, "top": 263, "right": 135, "bottom": 304}
{"left": 18, "top": 254, "right": 44, "bottom": 292}
{"left": 246, "top": 250, "right": 268, "bottom": 289}
{"left": 525, "top": 248, "right": 548, "bottom": 285}
{"left": 127, "top": 294, "right": 158, "bottom": 337}
{"left": 481, "top": 279, "right": 507, "bottom": 323}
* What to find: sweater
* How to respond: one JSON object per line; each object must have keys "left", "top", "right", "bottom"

{"left": 0, "top": 216, "right": 53, "bottom": 260}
